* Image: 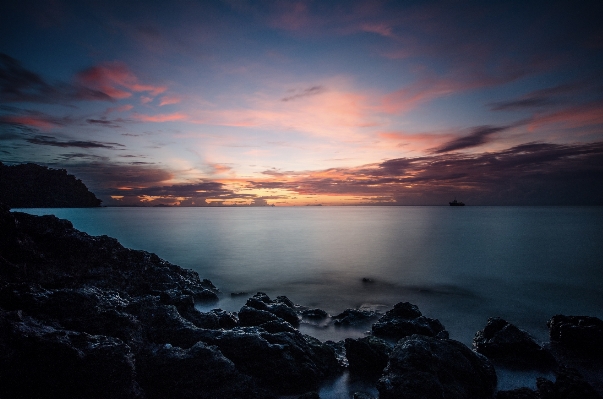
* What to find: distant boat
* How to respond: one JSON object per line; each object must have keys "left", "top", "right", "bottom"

{"left": 449, "top": 198, "right": 465, "bottom": 206}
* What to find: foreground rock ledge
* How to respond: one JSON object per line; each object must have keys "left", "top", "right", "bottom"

{"left": 0, "top": 207, "right": 339, "bottom": 398}
{"left": 1, "top": 206, "right": 601, "bottom": 399}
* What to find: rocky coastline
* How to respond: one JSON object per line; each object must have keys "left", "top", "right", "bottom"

{"left": 0, "top": 205, "right": 601, "bottom": 398}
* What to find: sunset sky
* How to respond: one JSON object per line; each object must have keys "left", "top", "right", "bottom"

{"left": 1, "top": 0, "right": 602, "bottom": 205}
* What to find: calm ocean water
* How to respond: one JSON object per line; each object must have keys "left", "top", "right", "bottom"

{"left": 15, "top": 206, "right": 603, "bottom": 349}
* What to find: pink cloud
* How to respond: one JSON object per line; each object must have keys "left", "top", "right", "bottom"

{"left": 76, "top": 62, "right": 167, "bottom": 100}
{"left": 159, "top": 95, "right": 182, "bottom": 106}
{"left": 132, "top": 112, "right": 188, "bottom": 122}
{"left": 105, "top": 104, "right": 133, "bottom": 115}
{"left": 528, "top": 101, "right": 603, "bottom": 131}
{"left": 1, "top": 115, "right": 56, "bottom": 130}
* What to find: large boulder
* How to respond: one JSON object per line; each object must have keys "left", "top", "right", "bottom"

{"left": 245, "top": 292, "right": 300, "bottom": 326}
{"left": 496, "top": 367, "right": 602, "bottom": 399}
{"left": 137, "top": 342, "right": 268, "bottom": 399}
{"left": 372, "top": 302, "right": 449, "bottom": 340}
{"left": 377, "top": 334, "right": 497, "bottom": 399}
{"left": 332, "top": 308, "right": 379, "bottom": 327}
{"left": 344, "top": 336, "right": 393, "bottom": 376}
{"left": 548, "top": 315, "right": 603, "bottom": 354}
{"left": 195, "top": 327, "right": 341, "bottom": 394}
{"left": 473, "top": 317, "right": 556, "bottom": 368}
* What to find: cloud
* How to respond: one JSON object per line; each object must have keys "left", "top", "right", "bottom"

{"left": 430, "top": 125, "right": 509, "bottom": 153}
{"left": 206, "top": 163, "right": 232, "bottom": 175}
{"left": 489, "top": 81, "right": 588, "bottom": 111}
{"left": 132, "top": 112, "right": 187, "bottom": 122}
{"left": 76, "top": 62, "right": 166, "bottom": 100}
{"left": 0, "top": 111, "right": 77, "bottom": 130}
{"left": 0, "top": 53, "right": 113, "bottom": 103}
{"left": 86, "top": 118, "right": 125, "bottom": 128}
{"left": 26, "top": 135, "right": 125, "bottom": 149}
{"left": 281, "top": 85, "right": 326, "bottom": 102}
{"left": 244, "top": 141, "right": 603, "bottom": 205}
{"left": 159, "top": 95, "right": 182, "bottom": 106}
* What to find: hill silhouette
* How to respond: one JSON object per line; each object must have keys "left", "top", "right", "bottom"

{"left": 0, "top": 162, "right": 101, "bottom": 207}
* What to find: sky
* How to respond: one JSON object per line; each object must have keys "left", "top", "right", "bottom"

{"left": 1, "top": 0, "right": 602, "bottom": 206}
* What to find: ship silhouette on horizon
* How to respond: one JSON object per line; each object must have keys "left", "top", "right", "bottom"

{"left": 449, "top": 198, "right": 465, "bottom": 206}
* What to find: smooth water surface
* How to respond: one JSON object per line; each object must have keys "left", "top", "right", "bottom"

{"left": 16, "top": 206, "right": 603, "bottom": 347}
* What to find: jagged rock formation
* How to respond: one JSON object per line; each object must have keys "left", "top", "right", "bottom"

{"left": 0, "top": 162, "right": 101, "bottom": 207}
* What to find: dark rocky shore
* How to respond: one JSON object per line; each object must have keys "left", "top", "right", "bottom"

{"left": 1, "top": 205, "right": 601, "bottom": 398}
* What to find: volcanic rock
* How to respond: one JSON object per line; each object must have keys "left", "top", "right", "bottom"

{"left": 371, "top": 301, "right": 449, "bottom": 340}
{"left": 473, "top": 317, "right": 556, "bottom": 368}
{"left": 548, "top": 315, "right": 603, "bottom": 354}
{"left": 377, "top": 334, "right": 497, "bottom": 399}
{"left": 344, "top": 335, "right": 393, "bottom": 377}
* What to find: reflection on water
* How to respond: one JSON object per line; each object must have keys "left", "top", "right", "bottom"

{"left": 16, "top": 206, "right": 603, "bottom": 346}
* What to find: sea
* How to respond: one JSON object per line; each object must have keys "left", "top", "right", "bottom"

{"left": 14, "top": 206, "right": 603, "bottom": 395}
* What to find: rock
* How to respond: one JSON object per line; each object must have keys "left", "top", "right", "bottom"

{"left": 553, "top": 366, "right": 602, "bottom": 399}
{"left": 377, "top": 334, "right": 497, "bottom": 399}
{"left": 371, "top": 302, "right": 448, "bottom": 340}
{"left": 195, "top": 327, "right": 341, "bottom": 394}
{"left": 297, "top": 392, "right": 320, "bottom": 399}
{"left": 238, "top": 305, "right": 280, "bottom": 326}
{"left": 126, "top": 296, "right": 206, "bottom": 349}
{"left": 548, "top": 315, "right": 603, "bottom": 354}
{"left": 353, "top": 392, "right": 376, "bottom": 399}
{"left": 473, "top": 317, "right": 556, "bottom": 368}
{"left": 0, "top": 309, "right": 142, "bottom": 399}
{"left": 302, "top": 308, "right": 329, "bottom": 320}
{"left": 496, "top": 387, "right": 538, "bottom": 399}
{"left": 0, "top": 284, "right": 144, "bottom": 347}
{"left": 1, "top": 210, "right": 219, "bottom": 302}
{"left": 137, "top": 341, "right": 267, "bottom": 399}
{"left": 325, "top": 339, "right": 347, "bottom": 367}
{"left": 496, "top": 367, "right": 603, "bottom": 399}
{"left": 0, "top": 207, "right": 349, "bottom": 397}
{"left": 245, "top": 293, "right": 300, "bottom": 326}
{"left": 344, "top": 336, "right": 393, "bottom": 376}
{"left": 332, "top": 308, "right": 378, "bottom": 327}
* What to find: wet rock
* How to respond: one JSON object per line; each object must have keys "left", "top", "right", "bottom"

{"left": 239, "top": 305, "right": 280, "bottom": 326}
{"left": 126, "top": 296, "right": 206, "bottom": 348}
{"left": 0, "top": 284, "right": 144, "bottom": 346}
{"left": 245, "top": 292, "right": 300, "bottom": 326}
{"left": 196, "top": 327, "right": 340, "bottom": 394}
{"left": 377, "top": 334, "right": 497, "bottom": 399}
{"left": 0, "top": 309, "right": 142, "bottom": 399}
{"left": 0, "top": 206, "right": 347, "bottom": 397}
{"left": 344, "top": 336, "right": 393, "bottom": 377}
{"left": 548, "top": 315, "right": 603, "bottom": 354}
{"left": 553, "top": 366, "right": 602, "bottom": 399}
{"left": 332, "top": 308, "right": 378, "bottom": 327}
{"left": 137, "top": 341, "right": 267, "bottom": 399}
{"left": 297, "top": 392, "right": 320, "bottom": 399}
{"left": 473, "top": 317, "right": 556, "bottom": 368}
{"left": 302, "top": 308, "right": 329, "bottom": 320}
{"left": 2, "top": 211, "right": 219, "bottom": 302}
{"left": 371, "top": 302, "right": 448, "bottom": 340}
{"left": 496, "top": 367, "right": 602, "bottom": 399}
{"left": 496, "top": 387, "right": 538, "bottom": 399}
